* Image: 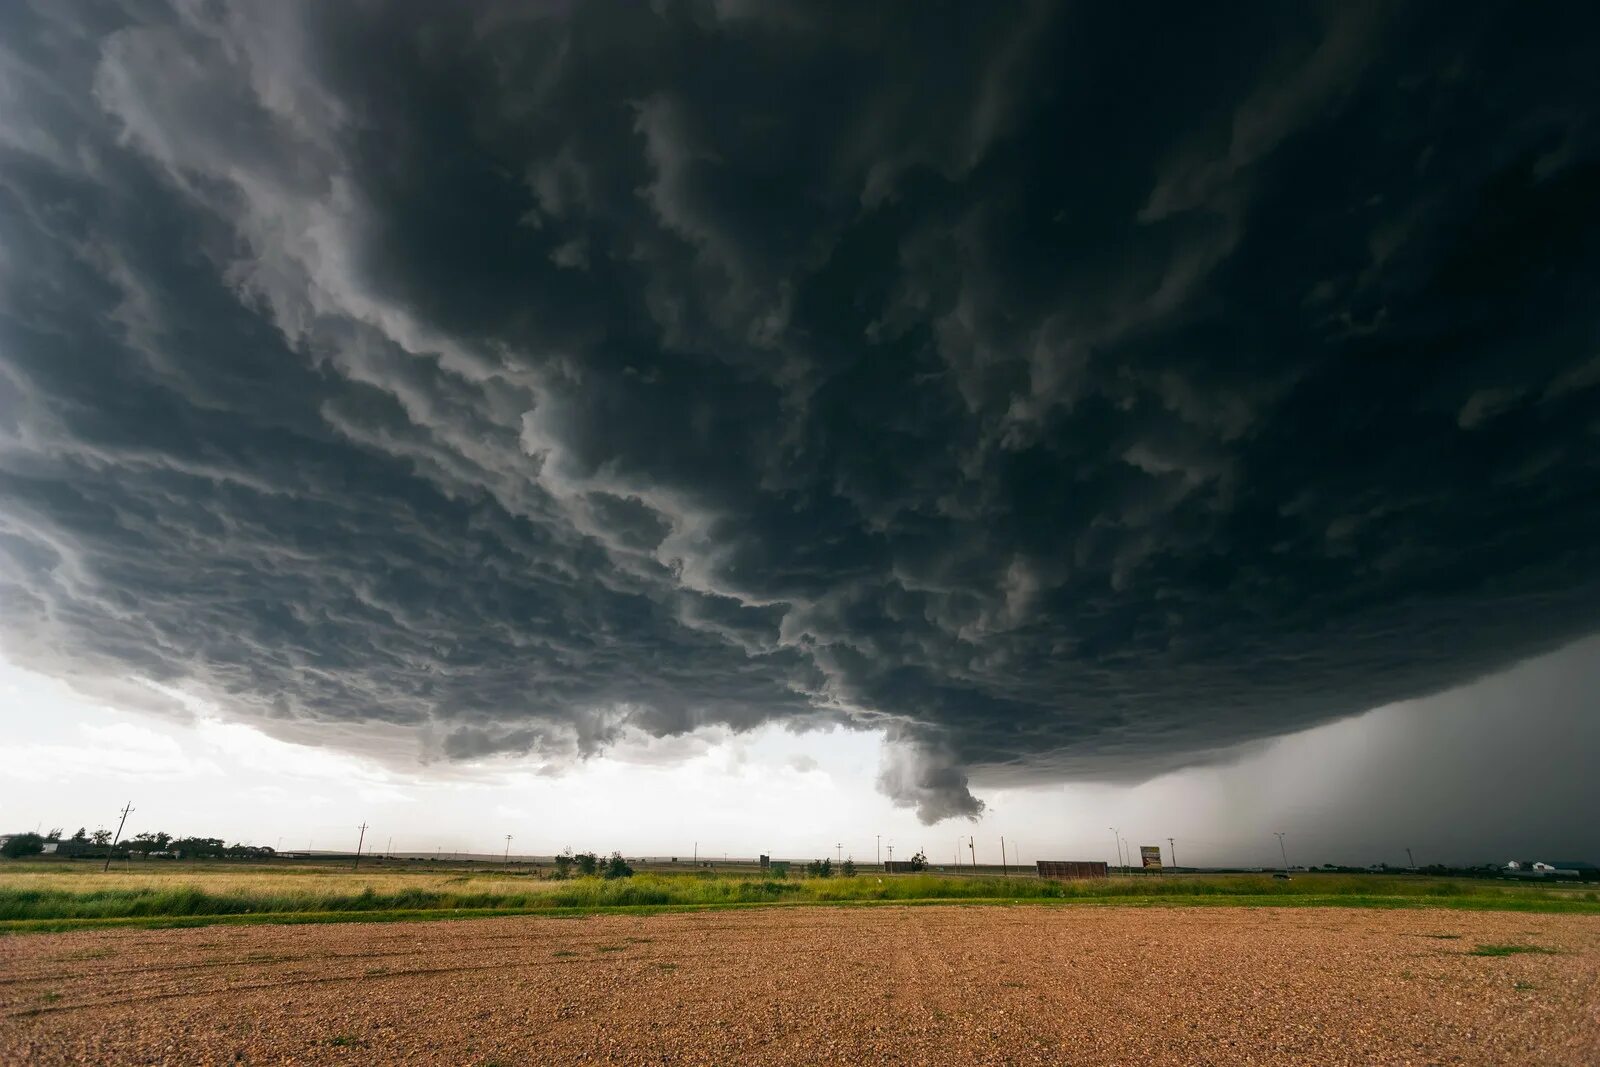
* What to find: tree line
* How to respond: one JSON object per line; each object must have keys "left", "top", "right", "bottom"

{"left": 0, "top": 827, "right": 276, "bottom": 860}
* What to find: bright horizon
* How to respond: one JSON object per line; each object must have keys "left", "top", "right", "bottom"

{"left": 7, "top": 635, "right": 1597, "bottom": 869}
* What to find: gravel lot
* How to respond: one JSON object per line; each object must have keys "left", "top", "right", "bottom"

{"left": 2, "top": 905, "right": 1597, "bottom": 1065}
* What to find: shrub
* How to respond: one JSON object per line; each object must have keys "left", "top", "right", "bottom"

{"left": 574, "top": 851, "right": 599, "bottom": 876}
{"left": 553, "top": 850, "right": 574, "bottom": 879}
{"left": 601, "top": 852, "right": 634, "bottom": 880}
{"left": 805, "top": 858, "right": 833, "bottom": 878}
{"left": 841, "top": 859, "right": 856, "bottom": 877}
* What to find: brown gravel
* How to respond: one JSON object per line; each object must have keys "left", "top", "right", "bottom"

{"left": 2, "top": 906, "right": 1597, "bottom": 1065}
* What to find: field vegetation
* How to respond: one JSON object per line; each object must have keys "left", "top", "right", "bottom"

{"left": 1, "top": 859, "right": 1595, "bottom": 933}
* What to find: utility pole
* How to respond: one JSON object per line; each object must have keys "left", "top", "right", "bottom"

{"left": 968, "top": 837, "right": 976, "bottom": 868}
{"left": 385, "top": 836, "right": 393, "bottom": 860}
{"left": 694, "top": 841, "right": 698, "bottom": 865}
{"left": 1275, "top": 832, "right": 1290, "bottom": 873}
{"left": 876, "top": 834, "right": 881, "bottom": 871}
{"left": 1109, "top": 827, "right": 1120, "bottom": 874}
{"left": 103, "top": 801, "right": 134, "bottom": 873}
{"left": 1001, "top": 836, "right": 1008, "bottom": 878}
{"left": 1405, "top": 847, "right": 1415, "bottom": 870}
{"left": 836, "top": 842, "right": 842, "bottom": 865}
{"left": 1168, "top": 837, "right": 1177, "bottom": 872}
{"left": 505, "top": 834, "right": 513, "bottom": 865}
{"left": 353, "top": 822, "right": 369, "bottom": 871}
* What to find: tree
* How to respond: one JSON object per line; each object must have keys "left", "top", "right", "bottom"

{"left": 70, "top": 827, "right": 89, "bottom": 843}
{"left": 2, "top": 833, "right": 45, "bottom": 858}
{"left": 129, "top": 831, "right": 172, "bottom": 855}
{"left": 170, "top": 836, "right": 224, "bottom": 858}
{"left": 805, "top": 858, "right": 833, "bottom": 878}
{"left": 907, "top": 849, "right": 928, "bottom": 872}
{"left": 574, "top": 851, "right": 599, "bottom": 876}
{"left": 841, "top": 858, "right": 856, "bottom": 877}
{"left": 554, "top": 849, "right": 575, "bottom": 879}
{"left": 601, "top": 852, "right": 634, "bottom": 880}
{"left": 44, "top": 828, "right": 63, "bottom": 841}
{"left": 91, "top": 829, "right": 112, "bottom": 847}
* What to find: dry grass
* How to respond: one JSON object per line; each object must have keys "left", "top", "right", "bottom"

{"left": 2, "top": 859, "right": 1594, "bottom": 929}
{"left": 0, "top": 862, "right": 554, "bottom": 900}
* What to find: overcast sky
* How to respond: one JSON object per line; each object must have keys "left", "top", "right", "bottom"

{"left": 2, "top": 3, "right": 1597, "bottom": 861}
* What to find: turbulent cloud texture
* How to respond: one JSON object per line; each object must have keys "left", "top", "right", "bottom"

{"left": 2, "top": 2, "right": 1598, "bottom": 822}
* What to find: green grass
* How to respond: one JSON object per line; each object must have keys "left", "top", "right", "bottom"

{"left": 0, "top": 864, "right": 1594, "bottom": 934}
{"left": 1467, "top": 943, "right": 1560, "bottom": 957}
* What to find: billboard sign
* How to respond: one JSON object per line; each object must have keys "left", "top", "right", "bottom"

{"left": 1140, "top": 846, "right": 1162, "bottom": 870}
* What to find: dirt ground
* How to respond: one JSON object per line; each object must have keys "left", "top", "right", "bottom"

{"left": 2, "top": 905, "right": 1597, "bottom": 1065}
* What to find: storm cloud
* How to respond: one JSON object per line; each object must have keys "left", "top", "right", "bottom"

{"left": 2, "top": 2, "right": 1598, "bottom": 822}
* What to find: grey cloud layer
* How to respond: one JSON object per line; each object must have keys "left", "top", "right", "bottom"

{"left": 2, "top": 2, "right": 1598, "bottom": 821}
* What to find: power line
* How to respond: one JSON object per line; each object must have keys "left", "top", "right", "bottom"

{"left": 103, "top": 801, "right": 134, "bottom": 873}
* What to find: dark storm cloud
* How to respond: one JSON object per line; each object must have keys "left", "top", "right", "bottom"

{"left": 2, "top": 2, "right": 1598, "bottom": 822}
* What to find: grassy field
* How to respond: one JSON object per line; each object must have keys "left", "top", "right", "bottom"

{"left": 1, "top": 859, "right": 1595, "bottom": 933}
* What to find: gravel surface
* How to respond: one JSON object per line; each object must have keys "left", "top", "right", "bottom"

{"left": 2, "top": 905, "right": 1597, "bottom": 1065}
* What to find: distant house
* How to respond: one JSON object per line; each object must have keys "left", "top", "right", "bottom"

{"left": 1504, "top": 859, "right": 1597, "bottom": 879}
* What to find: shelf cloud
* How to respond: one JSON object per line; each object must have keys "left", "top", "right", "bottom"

{"left": 2, "top": 2, "right": 1597, "bottom": 822}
